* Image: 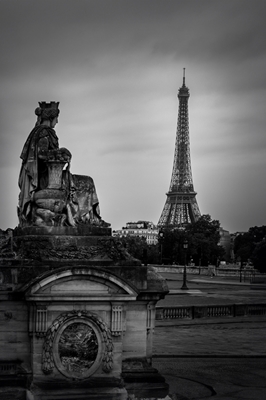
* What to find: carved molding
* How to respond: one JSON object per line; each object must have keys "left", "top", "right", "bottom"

{"left": 147, "top": 303, "right": 155, "bottom": 331}
{"left": 111, "top": 305, "right": 123, "bottom": 336}
{"left": 36, "top": 307, "right": 47, "bottom": 338}
{"left": 42, "top": 310, "right": 113, "bottom": 376}
{"left": 28, "top": 304, "right": 47, "bottom": 337}
{"left": 16, "top": 235, "right": 140, "bottom": 265}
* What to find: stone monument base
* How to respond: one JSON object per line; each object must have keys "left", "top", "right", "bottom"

{"left": 0, "top": 226, "right": 169, "bottom": 400}
{"left": 122, "top": 358, "right": 169, "bottom": 398}
{"left": 27, "top": 381, "right": 128, "bottom": 400}
{"left": 13, "top": 226, "right": 140, "bottom": 266}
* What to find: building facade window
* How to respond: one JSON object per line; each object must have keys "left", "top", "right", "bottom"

{"left": 112, "top": 221, "right": 158, "bottom": 245}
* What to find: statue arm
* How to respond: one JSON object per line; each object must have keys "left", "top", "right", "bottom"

{"left": 37, "top": 129, "right": 71, "bottom": 166}
{"left": 37, "top": 128, "right": 63, "bottom": 160}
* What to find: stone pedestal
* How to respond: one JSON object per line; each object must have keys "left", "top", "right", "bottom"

{"left": 0, "top": 226, "right": 169, "bottom": 399}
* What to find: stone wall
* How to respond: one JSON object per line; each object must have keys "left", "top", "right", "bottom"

{"left": 0, "top": 301, "right": 30, "bottom": 364}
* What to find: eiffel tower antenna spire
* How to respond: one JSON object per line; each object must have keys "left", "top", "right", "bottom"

{"left": 183, "top": 67, "right": 186, "bottom": 85}
{"left": 158, "top": 71, "right": 201, "bottom": 228}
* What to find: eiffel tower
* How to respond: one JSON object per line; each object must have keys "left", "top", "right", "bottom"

{"left": 158, "top": 69, "right": 201, "bottom": 228}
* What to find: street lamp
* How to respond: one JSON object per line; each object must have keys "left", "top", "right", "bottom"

{"left": 159, "top": 230, "right": 164, "bottom": 265}
{"left": 181, "top": 239, "right": 189, "bottom": 290}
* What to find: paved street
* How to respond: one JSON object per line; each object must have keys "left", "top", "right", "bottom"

{"left": 150, "top": 272, "right": 266, "bottom": 399}
{"left": 154, "top": 317, "right": 266, "bottom": 356}
{"left": 157, "top": 272, "right": 266, "bottom": 307}
{"left": 153, "top": 358, "right": 266, "bottom": 400}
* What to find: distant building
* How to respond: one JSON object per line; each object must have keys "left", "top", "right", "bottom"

{"left": 218, "top": 227, "right": 231, "bottom": 261}
{"left": 113, "top": 221, "right": 158, "bottom": 245}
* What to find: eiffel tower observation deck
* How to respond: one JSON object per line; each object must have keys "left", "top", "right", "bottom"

{"left": 158, "top": 69, "right": 201, "bottom": 228}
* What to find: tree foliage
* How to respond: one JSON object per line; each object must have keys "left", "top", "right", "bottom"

{"left": 251, "top": 240, "right": 266, "bottom": 272}
{"left": 118, "top": 220, "right": 266, "bottom": 271}
{"left": 158, "top": 214, "right": 224, "bottom": 266}
{"left": 234, "top": 232, "right": 253, "bottom": 264}
{"left": 234, "top": 225, "right": 266, "bottom": 272}
{"left": 119, "top": 235, "right": 160, "bottom": 264}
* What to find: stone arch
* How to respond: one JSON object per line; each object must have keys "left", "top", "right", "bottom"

{"left": 22, "top": 266, "right": 138, "bottom": 300}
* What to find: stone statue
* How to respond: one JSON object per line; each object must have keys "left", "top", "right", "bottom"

{"left": 18, "top": 102, "right": 108, "bottom": 227}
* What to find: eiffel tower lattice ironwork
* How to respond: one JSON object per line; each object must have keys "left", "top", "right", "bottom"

{"left": 158, "top": 69, "right": 201, "bottom": 227}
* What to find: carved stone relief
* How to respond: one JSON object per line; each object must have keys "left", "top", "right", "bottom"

{"left": 57, "top": 322, "right": 98, "bottom": 378}
{"left": 42, "top": 310, "right": 113, "bottom": 379}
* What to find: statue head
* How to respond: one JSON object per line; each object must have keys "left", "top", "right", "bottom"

{"left": 35, "top": 101, "right": 60, "bottom": 127}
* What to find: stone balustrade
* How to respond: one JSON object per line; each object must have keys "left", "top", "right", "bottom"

{"left": 153, "top": 264, "right": 260, "bottom": 280}
{"left": 156, "top": 303, "right": 266, "bottom": 320}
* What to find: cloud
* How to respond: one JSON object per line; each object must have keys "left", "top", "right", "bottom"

{"left": 1, "top": 0, "right": 266, "bottom": 232}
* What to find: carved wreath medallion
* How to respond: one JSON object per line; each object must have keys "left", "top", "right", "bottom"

{"left": 42, "top": 310, "right": 113, "bottom": 379}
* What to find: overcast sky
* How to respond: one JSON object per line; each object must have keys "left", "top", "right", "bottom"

{"left": 0, "top": 0, "right": 266, "bottom": 233}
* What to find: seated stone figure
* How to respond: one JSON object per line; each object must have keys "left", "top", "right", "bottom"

{"left": 18, "top": 102, "right": 108, "bottom": 227}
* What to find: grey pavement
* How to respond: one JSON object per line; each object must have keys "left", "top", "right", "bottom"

{"left": 154, "top": 316, "right": 266, "bottom": 356}
{"left": 152, "top": 357, "right": 266, "bottom": 400}
{"left": 150, "top": 272, "right": 266, "bottom": 400}
{"left": 156, "top": 272, "right": 266, "bottom": 307}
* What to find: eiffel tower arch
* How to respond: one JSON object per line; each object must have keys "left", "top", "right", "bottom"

{"left": 158, "top": 70, "right": 201, "bottom": 228}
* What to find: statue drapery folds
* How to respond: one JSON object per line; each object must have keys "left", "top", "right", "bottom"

{"left": 18, "top": 102, "right": 108, "bottom": 228}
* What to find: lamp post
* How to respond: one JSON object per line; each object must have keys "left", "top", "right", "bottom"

{"left": 181, "top": 239, "right": 188, "bottom": 290}
{"left": 159, "top": 230, "right": 164, "bottom": 265}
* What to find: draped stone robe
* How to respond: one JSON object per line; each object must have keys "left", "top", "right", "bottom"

{"left": 18, "top": 125, "right": 101, "bottom": 227}
{"left": 18, "top": 125, "right": 59, "bottom": 222}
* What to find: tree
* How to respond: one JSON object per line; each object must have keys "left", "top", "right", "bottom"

{"left": 233, "top": 225, "right": 266, "bottom": 272}
{"left": 234, "top": 232, "right": 253, "bottom": 265}
{"left": 251, "top": 238, "right": 266, "bottom": 273}
{"left": 186, "top": 215, "right": 224, "bottom": 265}
{"left": 120, "top": 236, "right": 147, "bottom": 262}
{"left": 158, "top": 214, "right": 224, "bottom": 266}
{"left": 158, "top": 228, "right": 187, "bottom": 264}
{"left": 249, "top": 226, "right": 266, "bottom": 272}
{"left": 119, "top": 236, "right": 160, "bottom": 265}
